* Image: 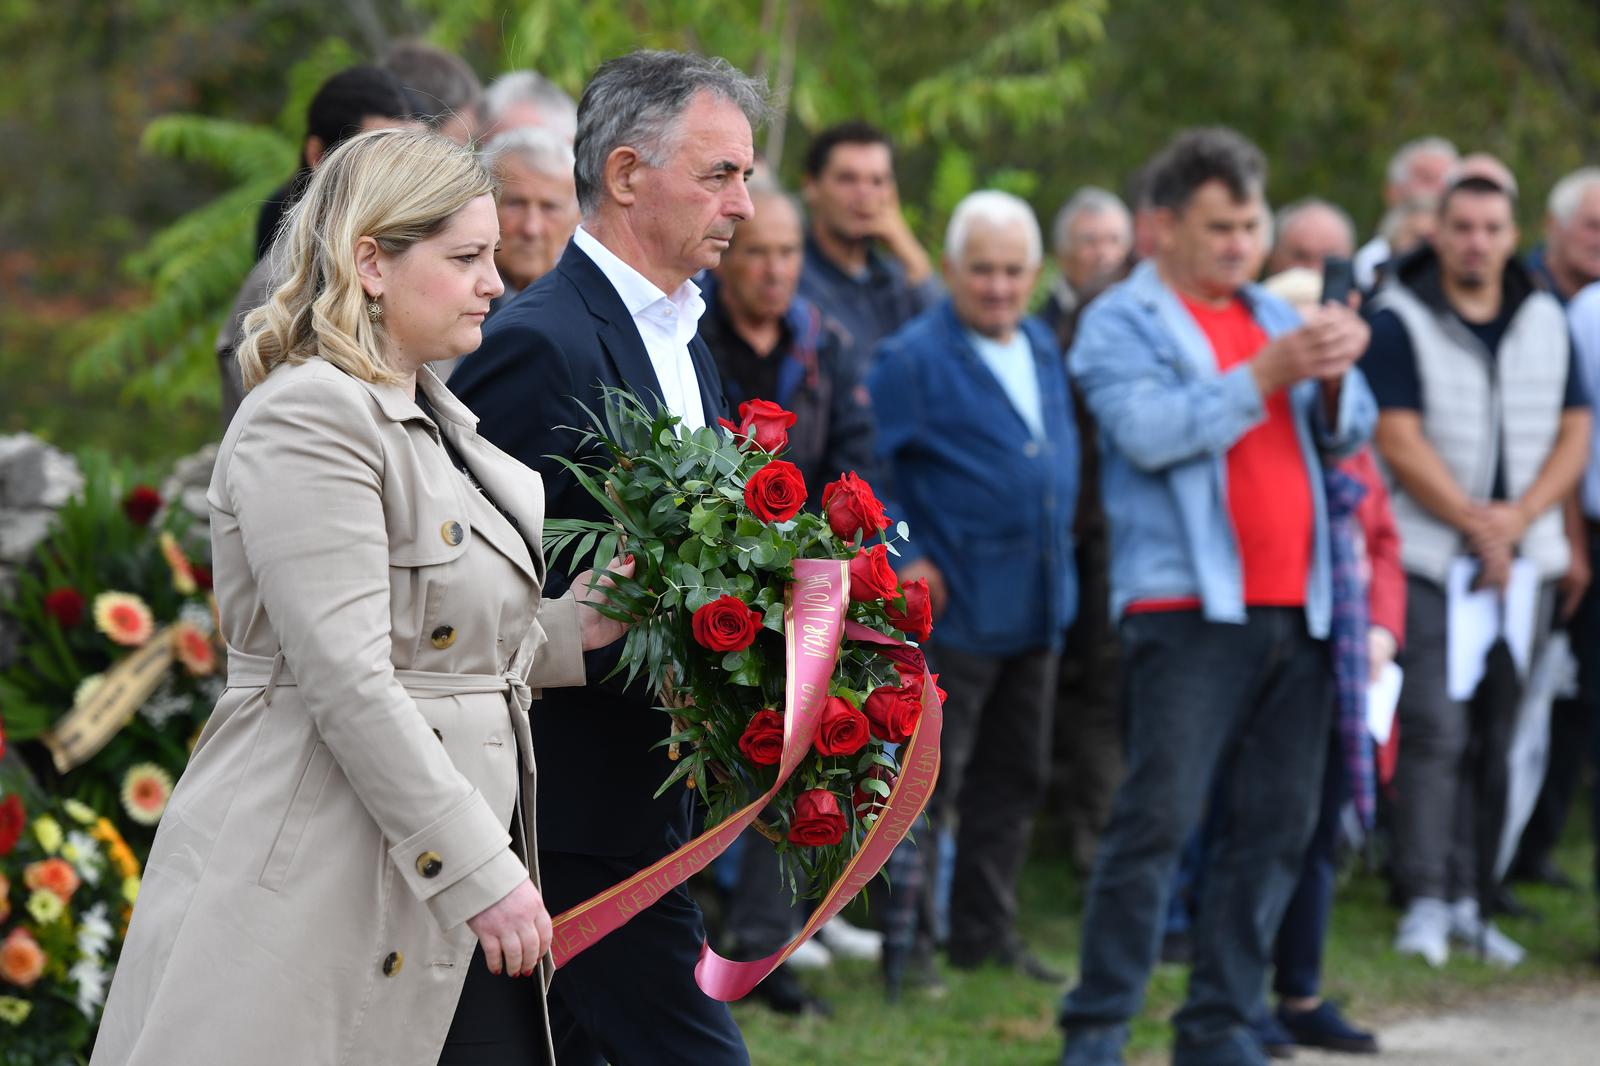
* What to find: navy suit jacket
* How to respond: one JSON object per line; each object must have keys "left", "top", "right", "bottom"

{"left": 449, "top": 241, "right": 730, "bottom": 856}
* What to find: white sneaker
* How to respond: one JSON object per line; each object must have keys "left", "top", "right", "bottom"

{"left": 1448, "top": 898, "right": 1526, "bottom": 968}
{"left": 785, "top": 936, "right": 833, "bottom": 971}
{"left": 1395, "top": 897, "right": 1451, "bottom": 967}
{"left": 814, "top": 916, "right": 883, "bottom": 962}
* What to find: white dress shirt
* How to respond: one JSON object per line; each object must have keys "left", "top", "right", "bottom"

{"left": 571, "top": 226, "right": 707, "bottom": 429}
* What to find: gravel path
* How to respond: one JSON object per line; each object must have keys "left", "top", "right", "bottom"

{"left": 1295, "top": 990, "right": 1600, "bottom": 1066}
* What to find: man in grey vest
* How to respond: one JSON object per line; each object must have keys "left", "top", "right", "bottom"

{"left": 1362, "top": 173, "right": 1593, "bottom": 968}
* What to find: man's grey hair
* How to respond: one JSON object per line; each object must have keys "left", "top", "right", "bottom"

{"left": 945, "top": 190, "right": 1043, "bottom": 266}
{"left": 1050, "top": 187, "right": 1130, "bottom": 256}
{"left": 480, "top": 126, "right": 575, "bottom": 181}
{"left": 573, "top": 50, "right": 773, "bottom": 217}
{"left": 1547, "top": 167, "right": 1600, "bottom": 224}
{"left": 1385, "top": 136, "right": 1459, "bottom": 190}
{"left": 1273, "top": 197, "right": 1356, "bottom": 252}
{"left": 482, "top": 70, "right": 578, "bottom": 141}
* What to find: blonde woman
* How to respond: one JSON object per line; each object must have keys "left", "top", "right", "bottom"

{"left": 92, "top": 129, "right": 632, "bottom": 1066}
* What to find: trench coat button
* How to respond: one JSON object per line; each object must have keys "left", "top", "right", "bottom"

{"left": 1023, "top": 440, "right": 1041, "bottom": 458}
{"left": 416, "top": 851, "right": 443, "bottom": 878}
{"left": 430, "top": 624, "right": 456, "bottom": 649}
{"left": 441, "top": 520, "right": 465, "bottom": 546}
{"left": 382, "top": 951, "right": 403, "bottom": 977}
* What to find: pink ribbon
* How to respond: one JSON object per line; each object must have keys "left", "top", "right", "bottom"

{"left": 548, "top": 557, "right": 942, "bottom": 1002}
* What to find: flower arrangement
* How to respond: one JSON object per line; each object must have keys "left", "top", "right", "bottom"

{"left": 0, "top": 453, "right": 221, "bottom": 858}
{"left": 544, "top": 391, "right": 942, "bottom": 898}
{"left": 0, "top": 776, "right": 141, "bottom": 1065}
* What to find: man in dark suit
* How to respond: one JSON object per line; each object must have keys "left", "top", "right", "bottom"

{"left": 448, "top": 50, "right": 769, "bottom": 1066}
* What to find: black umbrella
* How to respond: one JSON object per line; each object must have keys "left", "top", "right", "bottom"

{"left": 1469, "top": 636, "right": 1523, "bottom": 946}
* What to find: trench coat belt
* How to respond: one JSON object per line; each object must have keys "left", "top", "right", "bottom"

{"left": 224, "top": 646, "right": 539, "bottom": 863}
{"left": 224, "top": 646, "right": 534, "bottom": 720}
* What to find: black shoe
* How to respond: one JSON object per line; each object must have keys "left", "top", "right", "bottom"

{"left": 1277, "top": 1000, "right": 1378, "bottom": 1055}
{"left": 750, "top": 964, "right": 832, "bottom": 1017}
{"left": 1158, "top": 930, "right": 1194, "bottom": 966}
{"left": 1249, "top": 1010, "right": 1297, "bottom": 1059}
{"left": 1491, "top": 884, "right": 1543, "bottom": 923}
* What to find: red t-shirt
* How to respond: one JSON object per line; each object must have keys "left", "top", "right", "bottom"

{"left": 1127, "top": 296, "right": 1313, "bottom": 613}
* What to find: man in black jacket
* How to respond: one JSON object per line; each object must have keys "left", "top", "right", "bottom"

{"left": 448, "top": 49, "right": 769, "bottom": 1066}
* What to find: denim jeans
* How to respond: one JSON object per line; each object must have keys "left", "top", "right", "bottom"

{"left": 1058, "top": 608, "right": 1332, "bottom": 1064}
{"left": 1271, "top": 729, "right": 1344, "bottom": 1000}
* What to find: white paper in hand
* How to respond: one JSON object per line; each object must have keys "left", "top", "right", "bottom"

{"left": 1367, "top": 662, "right": 1403, "bottom": 746}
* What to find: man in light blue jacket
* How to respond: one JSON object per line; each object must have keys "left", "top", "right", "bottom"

{"left": 1056, "top": 128, "right": 1376, "bottom": 1066}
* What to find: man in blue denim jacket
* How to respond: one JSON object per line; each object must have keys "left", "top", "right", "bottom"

{"left": 870, "top": 190, "right": 1080, "bottom": 981}
{"left": 1056, "top": 128, "right": 1376, "bottom": 1066}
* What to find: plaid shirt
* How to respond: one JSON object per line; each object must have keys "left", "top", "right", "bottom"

{"left": 1327, "top": 464, "right": 1376, "bottom": 828}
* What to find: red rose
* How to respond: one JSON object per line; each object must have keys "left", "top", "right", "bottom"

{"left": 815, "top": 695, "right": 870, "bottom": 756}
{"left": 691, "top": 595, "right": 763, "bottom": 653}
{"left": 0, "top": 794, "right": 24, "bottom": 857}
{"left": 722, "top": 399, "right": 798, "bottom": 453}
{"left": 43, "top": 587, "right": 85, "bottom": 628}
{"left": 820, "top": 472, "right": 887, "bottom": 543}
{"left": 737, "top": 709, "right": 785, "bottom": 766}
{"left": 863, "top": 682, "right": 924, "bottom": 744}
{"left": 885, "top": 578, "right": 934, "bottom": 642}
{"left": 743, "top": 460, "right": 807, "bottom": 523}
{"left": 787, "top": 788, "right": 847, "bottom": 847}
{"left": 848, "top": 544, "right": 899, "bottom": 602}
{"left": 122, "top": 485, "right": 163, "bottom": 526}
{"left": 192, "top": 563, "right": 214, "bottom": 590}
{"left": 853, "top": 765, "right": 897, "bottom": 815}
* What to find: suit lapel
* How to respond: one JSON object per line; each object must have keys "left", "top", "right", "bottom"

{"left": 557, "top": 242, "right": 668, "bottom": 413}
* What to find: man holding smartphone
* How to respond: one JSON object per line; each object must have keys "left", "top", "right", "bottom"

{"left": 1057, "top": 127, "right": 1375, "bottom": 1066}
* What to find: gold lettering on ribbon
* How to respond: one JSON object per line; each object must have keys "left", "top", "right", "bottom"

{"left": 39, "top": 626, "right": 177, "bottom": 773}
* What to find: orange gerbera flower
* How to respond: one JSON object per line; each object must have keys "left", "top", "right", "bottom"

{"left": 0, "top": 928, "right": 45, "bottom": 989}
{"left": 173, "top": 622, "right": 216, "bottom": 676}
{"left": 23, "top": 857, "right": 80, "bottom": 902}
{"left": 91, "top": 818, "right": 140, "bottom": 880}
{"left": 93, "top": 591, "right": 154, "bottom": 647}
{"left": 120, "top": 763, "right": 173, "bottom": 826}
{"left": 159, "top": 531, "right": 198, "bottom": 595}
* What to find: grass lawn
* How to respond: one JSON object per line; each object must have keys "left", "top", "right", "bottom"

{"left": 731, "top": 810, "right": 1600, "bottom": 1065}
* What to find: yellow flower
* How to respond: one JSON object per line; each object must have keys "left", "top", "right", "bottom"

{"left": 33, "top": 816, "right": 62, "bottom": 855}
{"left": 120, "top": 764, "right": 174, "bottom": 826}
{"left": 0, "top": 996, "right": 31, "bottom": 1025}
{"left": 62, "top": 799, "right": 97, "bottom": 826}
{"left": 93, "top": 591, "right": 154, "bottom": 647}
{"left": 122, "top": 876, "right": 141, "bottom": 905}
{"left": 159, "top": 531, "right": 198, "bottom": 595}
{"left": 91, "top": 819, "right": 140, "bottom": 880}
{"left": 25, "top": 890, "right": 63, "bottom": 925}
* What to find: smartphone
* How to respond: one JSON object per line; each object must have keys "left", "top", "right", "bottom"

{"left": 1321, "top": 256, "right": 1355, "bottom": 306}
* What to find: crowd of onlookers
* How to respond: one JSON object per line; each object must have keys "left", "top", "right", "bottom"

{"left": 220, "top": 42, "right": 1599, "bottom": 1066}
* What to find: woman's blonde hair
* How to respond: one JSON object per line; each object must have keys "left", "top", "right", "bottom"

{"left": 237, "top": 128, "right": 495, "bottom": 389}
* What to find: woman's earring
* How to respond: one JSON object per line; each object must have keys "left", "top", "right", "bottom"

{"left": 366, "top": 297, "right": 383, "bottom": 321}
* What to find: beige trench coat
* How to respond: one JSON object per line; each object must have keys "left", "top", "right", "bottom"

{"left": 92, "top": 357, "right": 586, "bottom": 1066}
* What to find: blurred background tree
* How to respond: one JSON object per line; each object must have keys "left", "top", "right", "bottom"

{"left": 5, "top": 0, "right": 1600, "bottom": 461}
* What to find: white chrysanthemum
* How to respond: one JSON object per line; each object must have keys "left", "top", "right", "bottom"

{"left": 74, "top": 674, "right": 106, "bottom": 707}
{"left": 76, "top": 903, "right": 113, "bottom": 961}
{"left": 178, "top": 601, "right": 215, "bottom": 636}
{"left": 69, "top": 957, "right": 109, "bottom": 1018}
{"left": 138, "top": 679, "right": 192, "bottom": 729}
{"left": 64, "top": 831, "right": 104, "bottom": 885}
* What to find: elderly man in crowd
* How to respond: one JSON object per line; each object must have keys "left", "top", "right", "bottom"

{"left": 1056, "top": 127, "right": 1374, "bottom": 1066}
{"left": 450, "top": 49, "right": 768, "bottom": 1066}
{"left": 799, "top": 121, "right": 940, "bottom": 373}
{"left": 1354, "top": 137, "right": 1458, "bottom": 289}
{"left": 870, "top": 189, "right": 1080, "bottom": 982}
{"left": 1266, "top": 198, "right": 1356, "bottom": 276}
{"left": 480, "top": 68, "right": 578, "bottom": 142}
{"left": 1038, "top": 185, "right": 1133, "bottom": 877}
{"left": 1042, "top": 187, "right": 1133, "bottom": 344}
{"left": 1364, "top": 173, "right": 1593, "bottom": 968}
{"left": 1528, "top": 167, "right": 1600, "bottom": 305}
